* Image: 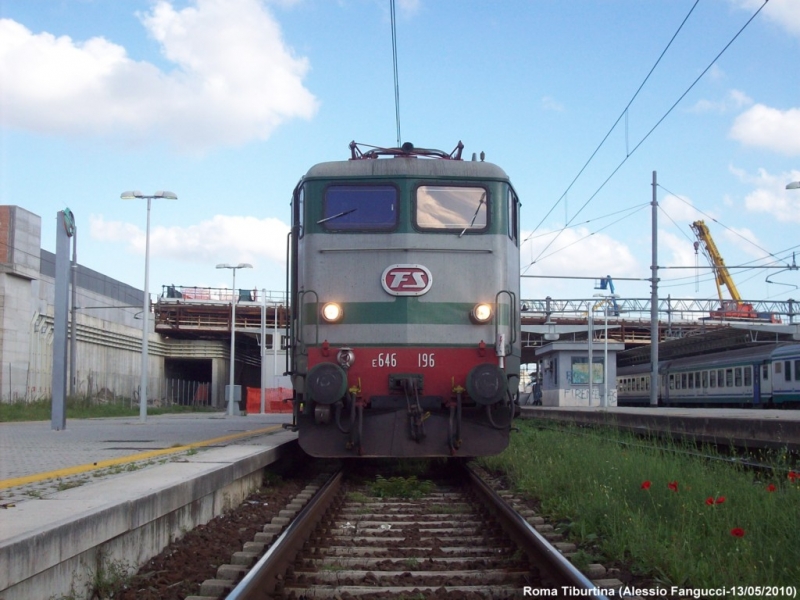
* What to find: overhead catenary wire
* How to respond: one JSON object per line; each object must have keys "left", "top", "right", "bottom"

{"left": 522, "top": 0, "right": 769, "bottom": 274}
{"left": 390, "top": 0, "right": 401, "bottom": 148}
{"left": 523, "top": 0, "right": 702, "bottom": 250}
{"left": 525, "top": 203, "right": 650, "bottom": 265}
{"left": 523, "top": 202, "right": 650, "bottom": 242}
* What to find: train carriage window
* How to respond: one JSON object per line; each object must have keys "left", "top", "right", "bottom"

{"left": 726, "top": 369, "right": 734, "bottom": 387}
{"left": 718, "top": 369, "right": 725, "bottom": 387}
{"left": 688, "top": 373, "right": 695, "bottom": 389}
{"left": 702, "top": 371, "right": 708, "bottom": 388}
{"left": 734, "top": 367, "right": 742, "bottom": 387}
{"left": 669, "top": 374, "right": 675, "bottom": 390}
{"left": 763, "top": 364, "right": 769, "bottom": 380}
{"left": 785, "top": 361, "right": 792, "bottom": 382}
{"left": 744, "top": 366, "right": 752, "bottom": 387}
{"left": 710, "top": 370, "right": 717, "bottom": 388}
{"left": 322, "top": 185, "right": 398, "bottom": 230}
{"left": 415, "top": 185, "right": 488, "bottom": 232}
{"left": 681, "top": 373, "right": 687, "bottom": 389}
{"left": 795, "top": 360, "right": 800, "bottom": 381}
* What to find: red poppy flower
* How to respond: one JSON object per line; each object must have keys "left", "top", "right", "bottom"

{"left": 715, "top": 496, "right": 725, "bottom": 504}
{"left": 789, "top": 471, "right": 798, "bottom": 482}
{"left": 705, "top": 497, "right": 714, "bottom": 505}
{"left": 767, "top": 484, "right": 776, "bottom": 492}
{"left": 668, "top": 481, "right": 679, "bottom": 492}
{"left": 730, "top": 528, "right": 745, "bottom": 538}
{"left": 641, "top": 481, "right": 651, "bottom": 490}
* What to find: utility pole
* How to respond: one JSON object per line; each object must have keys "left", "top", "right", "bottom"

{"left": 650, "top": 171, "right": 659, "bottom": 406}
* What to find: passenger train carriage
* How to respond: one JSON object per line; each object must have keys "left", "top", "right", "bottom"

{"left": 617, "top": 343, "right": 800, "bottom": 407}
{"left": 287, "top": 142, "right": 521, "bottom": 457}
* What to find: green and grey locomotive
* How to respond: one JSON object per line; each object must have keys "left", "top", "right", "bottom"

{"left": 287, "top": 142, "right": 521, "bottom": 457}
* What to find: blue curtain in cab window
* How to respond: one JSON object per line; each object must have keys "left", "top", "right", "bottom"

{"left": 323, "top": 186, "right": 397, "bottom": 230}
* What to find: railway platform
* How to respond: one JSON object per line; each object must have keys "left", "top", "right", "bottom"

{"left": 520, "top": 405, "right": 800, "bottom": 451}
{"left": 0, "top": 412, "right": 297, "bottom": 600}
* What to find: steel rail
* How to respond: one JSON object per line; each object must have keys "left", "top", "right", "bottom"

{"left": 465, "top": 463, "right": 611, "bottom": 599}
{"left": 226, "top": 469, "right": 343, "bottom": 600}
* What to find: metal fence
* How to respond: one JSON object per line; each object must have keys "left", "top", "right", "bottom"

{"left": 1, "top": 366, "right": 212, "bottom": 409}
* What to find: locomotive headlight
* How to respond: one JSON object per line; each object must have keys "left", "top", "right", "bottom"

{"left": 471, "top": 303, "right": 493, "bottom": 323}
{"left": 321, "top": 302, "right": 343, "bottom": 323}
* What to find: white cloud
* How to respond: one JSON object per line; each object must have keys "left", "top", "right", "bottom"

{"left": 730, "top": 0, "right": 800, "bottom": 37}
{"left": 541, "top": 96, "right": 564, "bottom": 112}
{"left": 659, "top": 194, "right": 708, "bottom": 224}
{"left": 396, "top": 0, "right": 421, "bottom": 17}
{"left": 730, "top": 165, "right": 800, "bottom": 223}
{"left": 520, "top": 226, "right": 639, "bottom": 297}
{"left": 730, "top": 104, "right": 800, "bottom": 155}
{"left": 0, "top": 0, "right": 318, "bottom": 152}
{"left": 689, "top": 89, "right": 752, "bottom": 114}
{"left": 89, "top": 213, "right": 290, "bottom": 265}
{"left": 660, "top": 229, "right": 697, "bottom": 269}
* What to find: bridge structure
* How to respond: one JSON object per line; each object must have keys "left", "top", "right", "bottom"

{"left": 154, "top": 286, "right": 800, "bottom": 367}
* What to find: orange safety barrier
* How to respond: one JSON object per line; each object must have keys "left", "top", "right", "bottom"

{"left": 245, "top": 387, "right": 293, "bottom": 413}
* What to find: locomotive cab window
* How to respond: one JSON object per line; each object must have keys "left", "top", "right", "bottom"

{"left": 508, "top": 188, "right": 520, "bottom": 244}
{"left": 415, "top": 185, "right": 488, "bottom": 232}
{"left": 294, "top": 185, "right": 305, "bottom": 237}
{"left": 322, "top": 185, "right": 398, "bottom": 230}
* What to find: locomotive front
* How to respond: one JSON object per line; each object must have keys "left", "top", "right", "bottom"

{"left": 288, "top": 143, "right": 521, "bottom": 457}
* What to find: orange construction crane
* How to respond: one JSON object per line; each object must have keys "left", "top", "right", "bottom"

{"left": 691, "top": 220, "right": 780, "bottom": 323}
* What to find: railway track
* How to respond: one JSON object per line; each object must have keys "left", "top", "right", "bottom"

{"left": 190, "top": 462, "right": 620, "bottom": 599}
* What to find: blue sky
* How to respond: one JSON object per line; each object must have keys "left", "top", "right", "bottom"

{"left": 1, "top": 0, "right": 799, "bottom": 306}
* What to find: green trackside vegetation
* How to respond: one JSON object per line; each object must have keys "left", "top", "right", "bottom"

{"left": 0, "top": 397, "right": 219, "bottom": 422}
{"left": 478, "top": 420, "right": 800, "bottom": 589}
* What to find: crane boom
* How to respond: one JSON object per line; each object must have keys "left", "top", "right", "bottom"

{"left": 690, "top": 220, "right": 779, "bottom": 322}
{"left": 690, "top": 220, "right": 742, "bottom": 302}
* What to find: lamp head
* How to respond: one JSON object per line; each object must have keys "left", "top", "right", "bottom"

{"left": 787, "top": 181, "right": 800, "bottom": 190}
{"left": 120, "top": 190, "right": 143, "bottom": 199}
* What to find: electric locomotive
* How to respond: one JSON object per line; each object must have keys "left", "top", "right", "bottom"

{"left": 287, "top": 142, "right": 521, "bottom": 457}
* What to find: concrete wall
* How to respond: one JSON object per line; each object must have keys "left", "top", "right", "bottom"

{"left": 0, "top": 206, "right": 286, "bottom": 407}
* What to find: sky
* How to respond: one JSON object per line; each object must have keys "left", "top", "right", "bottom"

{"left": 1, "top": 0, "right": 799, "bottom": 308}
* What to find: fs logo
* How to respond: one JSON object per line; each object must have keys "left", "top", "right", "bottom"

{"left": 381, "top": 264, "right": 433, "bottom": 296}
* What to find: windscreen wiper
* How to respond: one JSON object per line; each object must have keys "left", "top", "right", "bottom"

{"left": 317, "top": 208, "right": 357, "bottom": 225}
{"left": 459, "top": 193, "right": 486, "bottom": 237}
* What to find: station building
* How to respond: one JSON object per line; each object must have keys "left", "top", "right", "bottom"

{"left": 536, "top": 340, "right": 625, "bottom": 407}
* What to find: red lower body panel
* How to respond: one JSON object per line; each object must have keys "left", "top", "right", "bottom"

{"left": 298, "top": 345, "right": 513, "bottom": 458}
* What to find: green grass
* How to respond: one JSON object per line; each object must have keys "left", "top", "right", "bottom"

{"left": 479, "top": 421, "right": 800, "bottom": 588}
{"left": 369, "top": 474, "right": 436, "bottom": 499}
{"left": 0, "top": 397, "right": 219, "bottom": 422}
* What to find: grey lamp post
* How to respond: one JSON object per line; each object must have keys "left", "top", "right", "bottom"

{"left": 217, "top": 263, "right": 253, "bottom": 416}
{"left": 121, "top": 190, "right": 177, "bottom": 422}
{"left": 594, "top": 293, "right": 619, "bottom": 408}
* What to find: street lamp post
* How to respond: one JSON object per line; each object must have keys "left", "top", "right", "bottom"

{"left": 593, "top": 293, "right": 619, "bottom": 408}
{"left": 121, "top": 190, "right": 177, "bottom": 422}
{"left": 217, "top": 263, "right": 253, "bottom": 416}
